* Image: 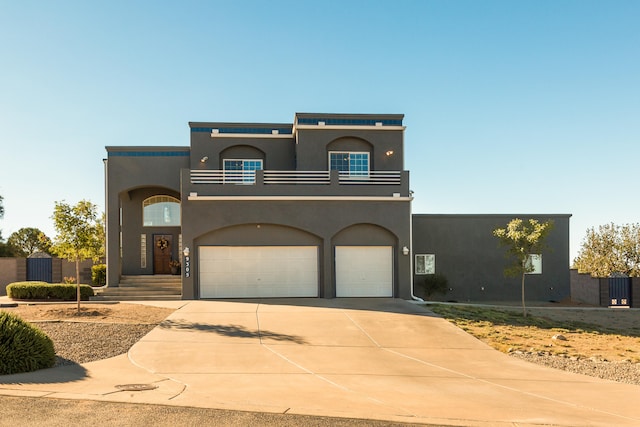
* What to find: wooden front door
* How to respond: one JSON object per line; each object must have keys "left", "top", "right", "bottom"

{"left": 153, "top": 234, "right": 173, "bottom": 275}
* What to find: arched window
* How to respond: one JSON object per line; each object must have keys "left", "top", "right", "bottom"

{"left": 143, "top": 196, "right": 180, "bottom": 227}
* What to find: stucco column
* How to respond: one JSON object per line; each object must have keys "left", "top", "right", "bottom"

{"left": 322, "top": 240, "right": 334, "bottom": 298}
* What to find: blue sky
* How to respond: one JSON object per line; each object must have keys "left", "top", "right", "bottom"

{"left": 0, "top": 0, "right": 638, "bottom": 262}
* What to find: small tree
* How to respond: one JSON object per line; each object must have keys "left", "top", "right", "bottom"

{"left": 0, "top": 195, "right": 12, "bottom": 257}
{"left": 493, "top": 218, "right": 554, "bottom": 317}
{"left": 573, "top": 223, "right": 640, "bottom": 277}
{"left": 7, "top": 227, "right": 52, "bottom": 257}
{"left": 50, "top": 200, "right": 103, "bottom": 311}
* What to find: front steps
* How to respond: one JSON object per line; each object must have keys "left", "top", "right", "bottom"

{"left": 91, "top": 275, "right": 182, "bottom": 301}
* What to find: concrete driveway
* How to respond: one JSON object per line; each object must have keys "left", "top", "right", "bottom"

{"left": 130, "top": 299, "right": 638, "bottom": 426}
{"left": 1, "top": 299, "right": 639, "bottom": 426}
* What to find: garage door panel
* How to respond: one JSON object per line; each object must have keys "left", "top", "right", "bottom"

{"left": 200, "top": 246, "right": 318, "bottom": 298}
{"left": 336, "top": 246, "right": 393, "bottom": 297}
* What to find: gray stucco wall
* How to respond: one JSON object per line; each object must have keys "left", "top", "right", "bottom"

{"left": 189, "top": 124, "right": 295, "bottom": 171}
{"left": 179, "top": 195, "right": 412, "bottom": 299}
{"left": 105, "top": 114, "right": 411, "bottom": 298}
{"left": 412, "top": 214, "right": 571, "bottom": 303}
{"left": 295, "top": 128, "right": 404, "bottom": 172}
{"left": 104, "top": 147, "right": 189, "bottom": 286}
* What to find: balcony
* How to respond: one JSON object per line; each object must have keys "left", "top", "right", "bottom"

{"left": 183, "top": 169, "right": 410, "bottom": 198}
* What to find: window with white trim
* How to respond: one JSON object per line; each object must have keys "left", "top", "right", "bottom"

{"left": 415, "top": 254, "right": 435, "bottom": 275}
{"left": 329, "top": 152, "right": 369, "bottom": 176}
{"left": 143, "top": 196, "right": 180, "bottom": 226}
{"left": 223, "top": 159, "right": 263, "bottom": 183}
{"left": 525, "top": 254, "right": 542, "bottom": 274}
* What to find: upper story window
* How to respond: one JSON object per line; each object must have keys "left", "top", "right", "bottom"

{"left": 143, "top": 196, "right": 180, "bottom": 227}
{"left": 223, "top": 159, "right": 263, "bottom": 183}
{"left": 329, "top": 152, "right": 369, "bottom": 176}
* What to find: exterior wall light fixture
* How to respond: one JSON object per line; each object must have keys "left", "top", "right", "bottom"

{"left": 183, "top": 247, "right": 190, "bottom": 257}
{"left": 385, "top": 150, "right": 394, "bottom": 156}
{"left": 200, "top": 156, "right": 208, "bottom": 163}
{"left": 402, "top": 246, "right": 409, "bottom": 256}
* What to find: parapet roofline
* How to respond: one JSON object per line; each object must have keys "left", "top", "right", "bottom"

{"left": 106, "top": 146, "right": 189, "bottom": 152}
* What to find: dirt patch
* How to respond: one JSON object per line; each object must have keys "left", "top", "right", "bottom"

{"left": 0, "top": 303, "right": 174, "bottom": 324}
{"left": 429, "top": 304, "right": 640, "bottom": 363}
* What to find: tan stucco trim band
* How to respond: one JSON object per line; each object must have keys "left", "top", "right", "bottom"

{"left": 187, "top": 195, "right": 413, "bottom": 202}
{"left": 210, "top": 133, "right": 294, "bottom": 139}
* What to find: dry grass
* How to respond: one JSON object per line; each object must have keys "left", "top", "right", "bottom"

{"left": 429, "top": 304, "right": 640, "bottom": 362}
{"left": 0, "top": 303, "right": 175, "bottom": 324}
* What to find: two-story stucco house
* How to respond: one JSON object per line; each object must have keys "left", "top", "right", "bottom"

{"left": 105, "top": 113, "right": 413, "bottom": 299}
{"left": 104, "top": 112, "right": 572, "bottom": 302}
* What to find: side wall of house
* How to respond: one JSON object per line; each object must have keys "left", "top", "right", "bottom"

{"left": 412, "top": 214, "right": 571, "bottom": 303}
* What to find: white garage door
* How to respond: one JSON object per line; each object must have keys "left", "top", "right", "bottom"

{"left": 335, "top": 246, "right": 393, "bottom": 297}
{"left": 199, "top": 246, "right": 318, "bottom": 298}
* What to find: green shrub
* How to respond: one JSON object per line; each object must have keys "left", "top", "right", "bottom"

{"left": 418, "top": 274, "right": 449, "bottom": 300}
{"left": 91, "top": 264, "right": 106, "bottom": 286}
{"left": 0, "top": 311, "right": 56, "bottom": 374}
{"left": 6, "top": 282, "right": 94, "bottom": 300}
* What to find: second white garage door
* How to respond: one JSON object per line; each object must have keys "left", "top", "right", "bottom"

{"left": 199, "top": 246, "right": 318, "bottom": 298}
{"left": 335, "top": 246, "right": 393, "bottom": 297}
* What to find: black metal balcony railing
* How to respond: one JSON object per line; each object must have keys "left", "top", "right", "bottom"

{"left": 190, "top": 170, "right": 402, "bottom": 185}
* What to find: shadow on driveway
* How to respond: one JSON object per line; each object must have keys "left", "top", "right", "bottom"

{"left": 158, "top": 319, "right": 308, "bottom": 344}
{"left": 0, "top": 362, "right": 88, "bottom": 384}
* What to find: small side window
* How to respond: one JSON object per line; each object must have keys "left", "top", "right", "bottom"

{"left": 415, "top": 254, "right": 435, "bottom": 275}
{"left": 525, "top": 254, "right": 542, "bottom": 274}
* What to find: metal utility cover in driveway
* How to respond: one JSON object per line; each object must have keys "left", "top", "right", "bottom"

{"left": 199, "top": 246, "right": 318, "bottom": 298}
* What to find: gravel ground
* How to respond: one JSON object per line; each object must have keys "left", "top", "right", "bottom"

{"left": 0, "top": 395, "right": 427, "bottom": 427}
{"left": 33, "top": 321, "right": 158, "bottom": 366}
{"left": 33, "top": 321, "right": 640, "bottom": 386}
{"left": 510, "top": 352, "right": 640, "bottom": 386}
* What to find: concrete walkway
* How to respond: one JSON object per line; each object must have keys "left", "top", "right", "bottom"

{"left": 1, "top": 298, "right": 639, "bottom": 426}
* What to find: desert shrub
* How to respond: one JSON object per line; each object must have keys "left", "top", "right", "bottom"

{"left": 91, "top": 264, "right": 106, "bottom": 286}
{"left": 418, "top": 274, "right": 449, "bottom": 300}
{"left": 0, "top": 311, "right": 56, "bottom": 374}
{"left": 6, "top": 282, "right": 94, "bottom": 300}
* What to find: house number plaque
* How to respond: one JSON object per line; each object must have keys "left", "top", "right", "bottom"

{"left": 184, "top": 256, "right": 190, "bottom": 278}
